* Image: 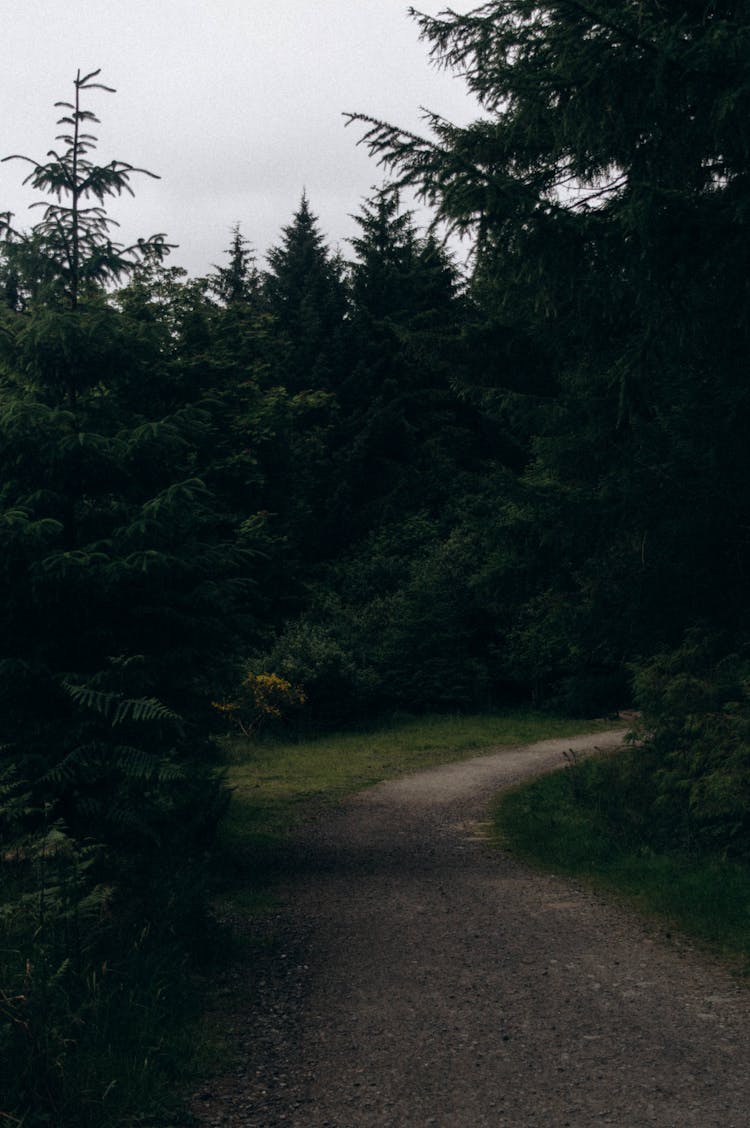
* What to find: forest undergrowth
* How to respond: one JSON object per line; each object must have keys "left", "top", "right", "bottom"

{"left": 4, "top": 1, "right": 750, "bottom": 1122}
{"left": 495, "top": 722, "right": 750, "bottom": 972}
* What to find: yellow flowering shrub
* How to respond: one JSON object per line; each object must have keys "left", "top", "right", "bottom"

{"left": 212, "top": 671, "right": 306, "bottom": 736}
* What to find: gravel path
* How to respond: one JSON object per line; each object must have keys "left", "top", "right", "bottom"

{"left": 193, "top": 731, "right": 750, "bottom": 1127}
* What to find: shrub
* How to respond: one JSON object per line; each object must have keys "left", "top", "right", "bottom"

{"left": 214, "top": 670, "right": 306, "bottom": 737}
{"left": 631, "top": 633, "right": 750, "bottom": 857}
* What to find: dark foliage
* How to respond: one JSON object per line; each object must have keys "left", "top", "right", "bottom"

{"left": 5, "top": 9, "right": 750, "bottom": 1115}
{"left": 0, "top": 73, "right": 243, "bottom": 1126}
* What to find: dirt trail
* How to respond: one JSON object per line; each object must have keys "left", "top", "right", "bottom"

{"left": 193, "top": 731, "right": 750, "bottom": 1127}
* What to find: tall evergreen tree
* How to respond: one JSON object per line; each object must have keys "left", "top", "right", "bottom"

{"left": 349, "top": 1, "right": 750, "bottom": 705}
{"left": 209, "top": 222, "right": 261, "bottom": 307}
{"left": 262, "top": 192, "right": 504, "bottom": 719}
{"left": 263, "top": 191, "right": 348, "bottom": 392}
{"left": 335, "top": 190, "right": 469, "bottom": 536}
{"left": 0, "top": 71, "right": 245, "bottom": 861}
{"left": 1, "top": 68, "right": 171, "bottom": 314}
{"left": 0, "top": 71, "right": 262, "bottom": 1124}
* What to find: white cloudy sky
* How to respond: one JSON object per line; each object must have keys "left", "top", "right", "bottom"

{"left": 2, "top": 1, "right": 481, "bottom": 277}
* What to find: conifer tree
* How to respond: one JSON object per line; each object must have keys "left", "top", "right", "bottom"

{"left": 263, "top": 191, "right": 348, "bottom": 392}
{"left": 335, "top": 190, "right": 468, "bottom": 536}
{"left": 263, "top": 192, "right": 501, "bottom": 720}
{"left": 0, "top": 72, "right": 256, "bottom": 1122}
{"left": 349, "top": 2, "right": 750, "bottom": 704}
{"left": 210, "top": 222, "right": 261, "bottom": 307}
{"left": 2, "top": 68, "right": 171, "bottom": 314}
{"left": 0, "top": 71, "right": 244, "bottom": 863}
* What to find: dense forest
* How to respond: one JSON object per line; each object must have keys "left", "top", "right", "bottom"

{"left": 3, "top": 2, "right": 750, "bottom": 1123}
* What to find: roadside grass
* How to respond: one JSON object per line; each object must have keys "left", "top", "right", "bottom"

{"left": 0, "top": 869, "right": 218, "bottom": 1128}
{"left": 493, "top": 748, "right": 750, "bottom": 970}
{"left": 197, "top": 712, "right": 622, "bottom": 1095}
{"left": 216, "top": 710, "right": 618, "bottom": 901}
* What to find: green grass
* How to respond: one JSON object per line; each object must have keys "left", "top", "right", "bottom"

{"left": 494, "top": 750, "right": 750, "bottom": 970}
{"left": 217, "top": 710, "right": 619, "bottom": 893}
{"left": 199, "top": 712, "right": 625, "bottom": 1095}
{"left": 0, "top": 876, "right": 212, "bottom": 1128}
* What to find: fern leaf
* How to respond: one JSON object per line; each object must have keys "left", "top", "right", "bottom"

{"left": 63, "top": 682, "right": 183, "bottom": 730}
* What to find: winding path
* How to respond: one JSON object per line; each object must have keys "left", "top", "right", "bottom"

{"left": 194, "top": 731, "right": 750, "bottom": 1126}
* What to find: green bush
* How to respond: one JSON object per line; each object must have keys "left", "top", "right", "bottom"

{"left": 0, "top": 763, "right": 220, "bottom": 1127}
{"left": 632, "top": 634, "right": 750, "bottom": 857}
{"left": 262, "top": 514, "right": 502, "bottom": 723}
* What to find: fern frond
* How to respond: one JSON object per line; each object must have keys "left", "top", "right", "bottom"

{"left": 63, "top": 682, "right": 183, "bottom": 729}
{"left": 104, "top": 745, "right": 184, "bottom": 781}
{"left": 41, "top": 747, "right": 89, "bottom": 785}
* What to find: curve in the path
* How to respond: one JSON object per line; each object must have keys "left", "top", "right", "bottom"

{"left": 197, "top": 731, "right": 750, "bottom": 1128}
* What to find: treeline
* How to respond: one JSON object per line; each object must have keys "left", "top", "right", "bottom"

{"left": 3, "top": 1, "right": 750, "bottom": 1120}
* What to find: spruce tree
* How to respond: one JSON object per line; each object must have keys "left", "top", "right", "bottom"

{"left": 263, "top": 191, "right": 348, "bottom": 392}
{"left": 0, "top": 70, "right": 244, "bottom": 865}
{"left": 210, "top": 222, "right": 261, "bottom": 307}
{"left": 2, "top": 68, "right": 171, "bottom": 315}
{"left": 336, "top": 190, "right": 468, "bottom": 535}
{"left": 349, "top": 2, "right": 750, "bottom": 705}
{"left": 265, "top": 192, "right": 501, "bottom": 719}
{"left": 0, "top": 71, "right": 258, "bottom": 1124}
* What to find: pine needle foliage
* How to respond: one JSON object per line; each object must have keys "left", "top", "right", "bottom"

{"left": 0, "top": 72, "right": 247, "bottom": 1126}
{"left": 1, "top": 68, "right": 172, "bottom": 311}
{"left": 348, "top": 2, "right": 750, "bottom": 706}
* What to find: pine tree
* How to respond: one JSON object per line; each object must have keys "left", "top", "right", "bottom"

{"left": 0, "top": 71, "right": 245, "bottom": 861}
{"left": 210, "top": 222, "right": 261, "bottom": 307}
{"left": 335, "top": 190, "right": 469, "bottom": 536}
{"left": 263, "top": 191, "right": 348, "bottom": 392}
{"left": 349, "top": 2, "right": 750, "bottom": 704}
{"left": 1, "top": 68, "right": 171, "bottom": 315}
{"left": 0, "top": 72, "right": 258, "bottom": 1122}
{"left": 263, "top": 192, "right": 503, "bottom": 720}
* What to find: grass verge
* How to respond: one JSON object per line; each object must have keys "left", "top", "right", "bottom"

{"left": 197, "top": 712, "right": 624, "bottom": 1097}
{"left": 493, "top": 746, "right": 750, "bottom": 970}
{"left": 216, "top": 710, "right": 618, "bottom": 901}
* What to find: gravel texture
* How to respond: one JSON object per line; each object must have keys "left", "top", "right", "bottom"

{"left": 192, "top": 731, "right": 750, "bottom": 1126}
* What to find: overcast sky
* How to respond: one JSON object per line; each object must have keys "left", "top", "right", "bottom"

{"left": 3, "top": 1, "right": 481, "bottom": 277}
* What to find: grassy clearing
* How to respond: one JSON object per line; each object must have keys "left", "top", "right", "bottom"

{"left": 493, "top": 748, "right": 750, "bottom": 970}
{"left": 216, "top": 711, "right": 618, "bottom": 894}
